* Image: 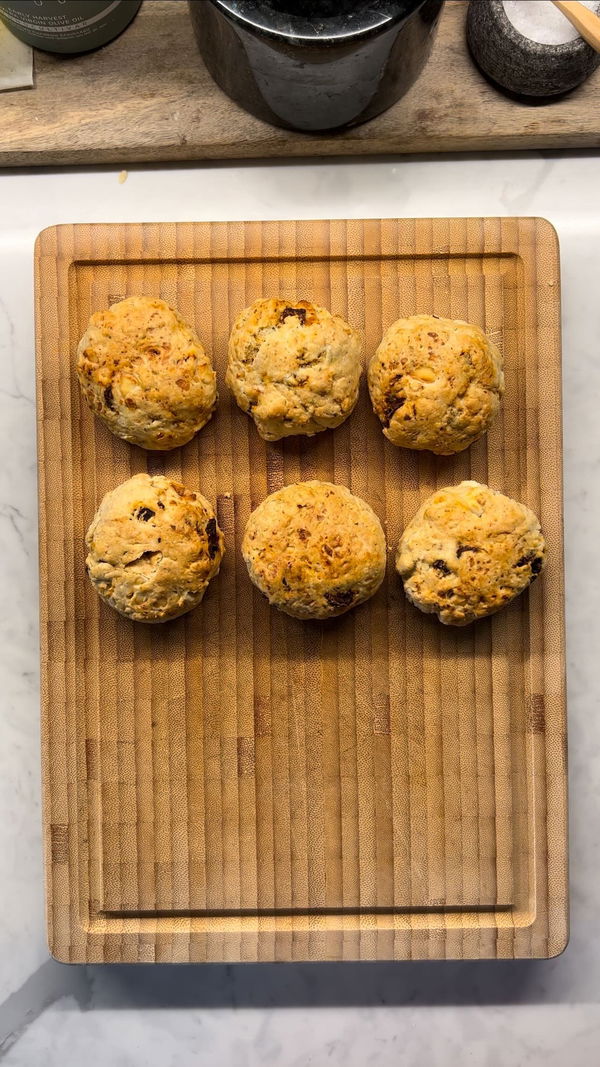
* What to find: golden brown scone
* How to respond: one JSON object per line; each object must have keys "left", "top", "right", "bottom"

{"left": 226, "top": 298, "right": 362, "bottom": 441}
{"left": 242, "top": 480, "right": 386, "bottom": 619}
{"left": 77, "top": 296, "right": 217, "bottom": 450}
{"left": 85, "top": 473, "right": 224, "bottom": 622}
{"left": 396, "top": 481, "right": 545, "bottom": 626}
{"left": 368, "top": 315, "right": 504, "bottom": 455}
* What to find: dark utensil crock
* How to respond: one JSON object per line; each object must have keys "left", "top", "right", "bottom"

{"left": 189, "top": 0, "right": 444, "bottom": 132}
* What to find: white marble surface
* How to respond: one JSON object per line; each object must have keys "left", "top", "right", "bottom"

{"left": 0, "top": 152, "right": 599, "bottom": 1065}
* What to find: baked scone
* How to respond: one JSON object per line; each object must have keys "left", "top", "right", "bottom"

{"left": 77, "top": 296, "right": 217, "bottom": 450}
{"left": 85, "top": 473, "right": 224, "bottom": 622}
{"left": 242, "top": 480, "right": 386, "bottom": 619}
{"left": 368, "top": 315, "right": 504, "bottom": 455}
{"left": 396, "top": 481, "right": 545, "bottom": 626}
{"left": 226, "top": 298, "right": 362, "bottom": 441}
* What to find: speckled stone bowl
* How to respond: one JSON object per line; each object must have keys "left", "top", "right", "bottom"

{"left": 467, "top": 0, "right": 600, "bottom": 97}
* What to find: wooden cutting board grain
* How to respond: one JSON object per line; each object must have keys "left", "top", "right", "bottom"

{"left": 4, "top": 0, "right": 600, "bottom": 167}
{"left": 35, "top": 218, "right": 567, "bottom": 963}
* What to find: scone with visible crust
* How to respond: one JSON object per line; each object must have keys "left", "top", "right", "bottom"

{"left": 368, "top": 315, "right": 504, "bottom": 455}
{"left": 77, "top": 296, "right": 217, "bottom": 450}
{"left": 226, "top": 298, "right": 362, "bottom": 441}
{"left": 242, "top": 480, "right": 386, "bottom": 619}
{"left": 85, "top": 473, "right": 224, "bottom": 622}
{"left": 396, "top": 481, "right": 545, "bottom": 626}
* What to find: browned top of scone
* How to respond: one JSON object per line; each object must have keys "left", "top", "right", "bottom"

{"left": 396, "top": 481, "right": 545, "bottom": 626}
{"left": 368, "top": 315, "right": 504, "bottom": 455}
{"left": 85, "top": 473, "right": 224, "bottom": 622}
{"left": 76, "top": 296, "right": 217, "bottom": 451}
{"left": 242, "top": 480, "right": 386, "bottom": 619}
{"left": 226, "top": 298, "right": 362, "bottom": 442}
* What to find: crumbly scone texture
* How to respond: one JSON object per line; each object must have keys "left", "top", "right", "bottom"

{"left": 226, "top": 298, "right": 362, "bottom": 441}
{"left": 85, "top": 473, "right": 224, "bottom": 623}
{"left": 242, "top": 480, "right": 386, "bottom": 619}
{"left": 396, "top": 481, "right": 546, "bottom": 626}
{"left": 77, "top": 296, "right": 217, "bottom": 450}
{"left": 368, "top": 314, "right": 504, "bottom": 455}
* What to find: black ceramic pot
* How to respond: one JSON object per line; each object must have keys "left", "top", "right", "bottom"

{"left": 189, "top": 0, "right": 444, "bottom": 132}
{"left": 467, "top": 0, "right": 600, "bottom": 98}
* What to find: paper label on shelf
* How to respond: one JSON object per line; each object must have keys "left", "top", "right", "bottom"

{"left": 0, "top": 21, "right": 32, "bottom": 92}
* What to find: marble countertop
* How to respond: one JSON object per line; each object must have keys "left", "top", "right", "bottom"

{"left": 0, "top": 152, "right": 599, "bottom": 1065}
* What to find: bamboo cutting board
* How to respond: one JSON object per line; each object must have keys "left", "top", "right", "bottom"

{"left": 35, "top": 218, "right": 567, "bottom": 964}
{"left": 4, "top": 1, "right": 600, "bottom": 167}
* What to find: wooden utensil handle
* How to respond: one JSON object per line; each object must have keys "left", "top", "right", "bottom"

{"left": 552, "top": 0, "right": 600, "bottom": 51}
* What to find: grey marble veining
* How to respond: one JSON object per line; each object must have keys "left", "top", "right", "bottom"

{"left": 0, "top": 153, "right": 599, "bottom": 1065}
